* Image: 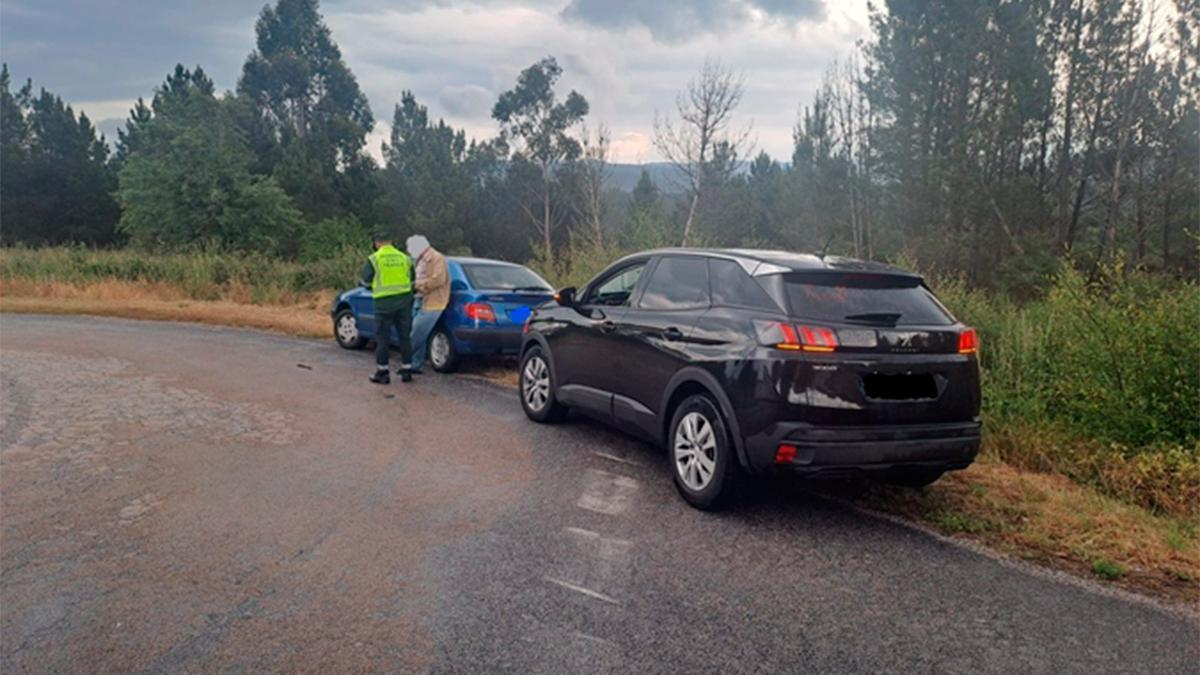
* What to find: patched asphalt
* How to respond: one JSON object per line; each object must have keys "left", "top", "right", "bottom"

{"left": 1, "top": 314, "right": 1196, "bottom": 673}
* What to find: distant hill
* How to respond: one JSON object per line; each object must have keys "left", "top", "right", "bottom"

{"left": 606, "top": 163, "right": 687, "bottom": 193}
{"left": 90, "top": 124, "right": 720, "bottom": 198}
{"left": 605, "top": 161, "right": 755, "bottom": 193}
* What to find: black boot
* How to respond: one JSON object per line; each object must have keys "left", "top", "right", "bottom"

{"left": 369, "top": 369, "right": 390, "bottom": 384}
{"left": 399, "top": 368, "right": 413, "bottom": 383}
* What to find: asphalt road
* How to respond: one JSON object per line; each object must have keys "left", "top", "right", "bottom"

{"left": 1, "top": 314, "right": 1196, "bottom": 674}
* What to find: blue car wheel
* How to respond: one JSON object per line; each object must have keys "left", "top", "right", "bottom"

{"left": 334, "top": 309, "right": 367, "bottom": 350}
{"left": 429, "top": 327, "right": 460, "bottom": 373}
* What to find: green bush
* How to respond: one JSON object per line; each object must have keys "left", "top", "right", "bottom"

{"left": 0, "top": 245, "right": 365, "bottom": 301}
{"left": 934, "top": 265, "right": 1200, "bottom": 450}
{"left": 298, "top": 216, "right": 370, "bottom": 263}
{"left": 932, "top": 264, "right": 1199, "bottom": 515}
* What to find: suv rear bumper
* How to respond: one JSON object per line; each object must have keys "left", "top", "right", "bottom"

{"left": 742, "top": 419, "right": 981, "bottom": 475}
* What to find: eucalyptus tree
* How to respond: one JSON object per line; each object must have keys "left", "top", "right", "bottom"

{"left": 492, "top": 56, "right": 589, "bottom": 262}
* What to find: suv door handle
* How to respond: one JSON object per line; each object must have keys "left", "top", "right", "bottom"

{"left": 599, "top": 320, "right": 616, "bottom": 334}
{"left": 662, "top": 327, "right": 683, "bottom": 341}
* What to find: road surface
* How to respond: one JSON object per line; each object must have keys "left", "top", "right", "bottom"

{"left": 1, "top": 315, "right": 1196, "bottom": 673}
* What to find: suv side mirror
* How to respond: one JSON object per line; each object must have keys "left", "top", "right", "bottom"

{"left": 556, "top": 287, "right": 576, "bottom": 306}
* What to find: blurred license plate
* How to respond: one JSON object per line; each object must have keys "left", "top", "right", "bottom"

{"left": 507, "top": 306, "right": 531, "bottom": 323}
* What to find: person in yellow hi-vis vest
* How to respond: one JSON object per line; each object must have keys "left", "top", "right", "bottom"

{"left": 360, "top": 233, "right": 415, "bottom": 384}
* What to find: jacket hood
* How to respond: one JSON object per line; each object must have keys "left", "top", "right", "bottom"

{"left": 406, "top": 235, "right": 431, "bottom": 258}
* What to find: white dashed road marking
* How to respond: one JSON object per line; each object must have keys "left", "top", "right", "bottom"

{"left": 543, "top": 576, "right": 622, "bottom": 605}
{"left": 576, "top": 468, "right": 639, "bottom": 515}
{"left": 591, "top": 451, "right": 642, "bottom": 467}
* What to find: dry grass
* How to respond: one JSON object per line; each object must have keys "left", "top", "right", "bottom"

{"left": 985, "top": 420, "right": 1199, "bottom": 519}
{"left": 839, "top": 459, "right": 1199, "bottom": 604}
{"left": 3, "top": 279, "right": 1196, "bottom": 605}
{"left": 458, "top": 356, "right": 520, "bottom": 387}
{"left": 0, "top": 279, "right": 332, "bottom": 338}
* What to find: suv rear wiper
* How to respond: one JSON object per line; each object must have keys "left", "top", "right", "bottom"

{"left": 511, "top": 286, "right": 552, "bottom": 293}
{"left": 843, "top": 312, "right": 902, "bottom": 325}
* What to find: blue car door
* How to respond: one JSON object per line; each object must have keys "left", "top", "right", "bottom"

{"left": 351, "top": 290, "right": 376, "bottom": 340}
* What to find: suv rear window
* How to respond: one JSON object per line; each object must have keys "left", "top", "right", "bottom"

{"left": 770, "top": 272, "right": 953, "bottom": 326}
{"left": 463, "top": 264, "right": 551, "bottom": 291}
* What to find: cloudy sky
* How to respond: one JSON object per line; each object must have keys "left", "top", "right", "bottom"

{"left": 1, "top": 0, "right": 872, "bottom": 163}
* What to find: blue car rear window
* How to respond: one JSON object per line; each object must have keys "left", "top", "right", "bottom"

{"left": 463, "top": 264, "right": 551, "bottom": 291}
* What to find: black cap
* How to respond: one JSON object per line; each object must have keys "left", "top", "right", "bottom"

{"left": 372, "top": 231, "right": 391, "bottom": 241}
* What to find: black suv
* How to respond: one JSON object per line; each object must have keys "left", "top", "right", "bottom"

{"left": 519, "top": 249, "right": 981, "bottom": 509}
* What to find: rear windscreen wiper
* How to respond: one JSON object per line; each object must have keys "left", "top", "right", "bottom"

{"left": 844, "top": 312, "right": 902, "bottom": 325}
{"left": 512, "top": 286, "right": 552, "bottom": 293}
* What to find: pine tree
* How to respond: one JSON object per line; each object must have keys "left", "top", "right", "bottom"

{"left": 237, "top": 0, "right": 375, "bottom": 223}
{"left": 380, "top": 91, "right": 473, "bottom": 251}
{"left": 0, "top": 65, "right": 119, "bottom": 245}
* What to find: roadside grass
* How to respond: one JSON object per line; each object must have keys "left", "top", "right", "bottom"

{"left": 839, "top": 459, "right": 1199, "bottom": 604}
{"left": 0, "top": 279, "right": 332, "bottom": 338}
{"left": 2, "top": 266, "right": 1197, "bottom": 605}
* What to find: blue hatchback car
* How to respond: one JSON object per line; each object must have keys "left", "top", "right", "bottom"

{"left": 331, "top": 256, "right": 555, "bottom": 372}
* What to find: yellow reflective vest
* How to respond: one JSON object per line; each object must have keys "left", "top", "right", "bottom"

{"left": 368, "top": 245, "right": 413, "bottom": 298}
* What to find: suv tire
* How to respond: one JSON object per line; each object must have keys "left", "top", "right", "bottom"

{"left": 520, "top": 346, "right": 567, "bottom": 423}
{"left": 669, "top": 394, "right": 739, "bottom": 510}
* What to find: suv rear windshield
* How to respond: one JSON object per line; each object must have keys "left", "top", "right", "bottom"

{"left": 463, "top": 264, "right": 551, "bottom": 292}
{"left": 768, "top": 272, "right": 954, "bottom": 326}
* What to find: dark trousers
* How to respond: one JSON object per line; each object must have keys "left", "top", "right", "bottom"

{"left": 375, "top": 299, "right": 414, "bottom": 369}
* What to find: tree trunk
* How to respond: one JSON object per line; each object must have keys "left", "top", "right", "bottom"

{"left": 1161, "top": 150, "right": 1176, "bottom": 268}
{"left": 681, "top": 188, "right": 700, "bottom": 246}
{"left": 1134, "top": 157, "right": 1146, "bottom": 263}
{"left": 542, "top": 166, "right": 553, "bottom": 262}
{"left": 1056, "top": 0, "right": 1084, "bottom": 246}
{"left": 1066, "top": 61, "right": 1111, "bottom": 252}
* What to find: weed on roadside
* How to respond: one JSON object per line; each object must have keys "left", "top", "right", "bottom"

{"left": 1091, "top": 559, "right": 1126, "bottom": 580}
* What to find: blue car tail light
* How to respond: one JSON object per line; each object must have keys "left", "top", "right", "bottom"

{"left": 465, "top": 302, "right": 497, "bottom": 323}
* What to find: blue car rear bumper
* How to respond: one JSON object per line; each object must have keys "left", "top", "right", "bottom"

{"left": 453, "top": 327, "right": 524, "bottom": 355}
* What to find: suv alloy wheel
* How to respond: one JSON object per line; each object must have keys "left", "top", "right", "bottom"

{"left": 670, "top": 394, "right": 738, "bottom": 510}
{"left": 520, "top": 346, "right": 566, "bottom": 422}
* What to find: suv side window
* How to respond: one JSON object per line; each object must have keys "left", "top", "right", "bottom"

{"left": 584, "top": 263, "right": 646, "bottom": 307}
{"left": 708, "top": 258, "right": 780, "bottom": 310}
{"left": 638, "top": 256, "right": 710, "bottom": 310}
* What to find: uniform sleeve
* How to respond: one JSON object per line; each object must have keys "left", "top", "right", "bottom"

{"left": 360, "top": 259, "right": 375, "bottom": 287}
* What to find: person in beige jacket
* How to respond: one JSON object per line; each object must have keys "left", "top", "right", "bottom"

{"left": 406, "top": 234, "right": 449, "bottom": 373}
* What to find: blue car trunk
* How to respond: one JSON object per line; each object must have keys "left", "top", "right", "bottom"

{"left": 473, "top": 291, "right": 555, "bottom": 327}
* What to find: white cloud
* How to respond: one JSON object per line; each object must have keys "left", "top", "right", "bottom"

{"left": 325, "top": 0, "right": 872, "bottom": 163}
{"left": 74, "top": 98, "right": 140, "bottom": 122}
{"left": 365, "top": 121, "right": 391, "bottom": 164}
{"left": 6, "top": 0, "right": 875, "bottom": 165}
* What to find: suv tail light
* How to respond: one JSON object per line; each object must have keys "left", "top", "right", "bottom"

{"left": 754, "top": 320, "right": 801, "bottom": 350}
{"left": 958, "top": 327, "right": 979, "bottom": 354}
{"left": 754, "top": 321, "right": 839, "bottom": 352}
{"left": 465, "top": 302, "right": 497, "bottom": 323}
{"left": 797, "top": 325, "right": 838, "bottom": 352}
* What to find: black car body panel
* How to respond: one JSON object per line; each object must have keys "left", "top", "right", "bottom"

{"left": 522, "top": 248, "right": 982, "bottom": 479}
